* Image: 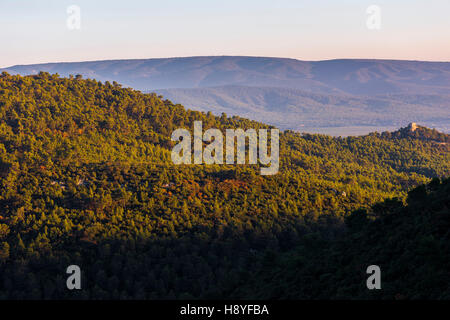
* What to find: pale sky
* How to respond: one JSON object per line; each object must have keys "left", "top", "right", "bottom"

{"left": 1, "top": 0, "right": 450, "bottom": 67}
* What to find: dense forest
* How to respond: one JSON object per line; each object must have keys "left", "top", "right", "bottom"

{"left": 234, "top": 178, "right": 450, "bottom": 299}
{"left": 0, "top": 72, "right": 448, "bottom": 299}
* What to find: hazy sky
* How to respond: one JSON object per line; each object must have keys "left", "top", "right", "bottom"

{"left": 1, "top": 0, "right": 450, "bottom": 67}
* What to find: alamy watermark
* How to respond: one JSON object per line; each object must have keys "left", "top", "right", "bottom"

{"left": 66, "top": 265, "right": 81, "bottom": 290}
{"left": 366, "top": 5, "right": 381, "bottom": 30}
{"left": 66, "top": 5, "right": 81, "bottom": 30}
{"left": 171, "top": 121, "right": 279, "bottom": 175}
{"left": 366, "top": 265, "right": 381, "bottom": 289}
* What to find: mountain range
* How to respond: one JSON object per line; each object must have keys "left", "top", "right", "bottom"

{"left": 3, "top": 56, "right": 450, "bottom": 135}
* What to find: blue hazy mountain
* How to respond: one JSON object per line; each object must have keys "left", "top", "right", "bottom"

{"left": 155, "top": 86, "right": 450, "bottom": 134}
{"left": 3, "top": 56, "right": 450, "bottom": 134}
{"left": 4, "top": 56, "right": 450, "bottom": 94}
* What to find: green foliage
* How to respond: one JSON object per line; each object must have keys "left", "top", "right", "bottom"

{"left": 234, "top": 178, "right": 450, "bottom": 299}
{"left": 0, "top": 72, "right": 448, "bottom": 299}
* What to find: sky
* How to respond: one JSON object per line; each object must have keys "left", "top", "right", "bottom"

{"left": 1, "top": 0, "right": 450, "bottom": 67}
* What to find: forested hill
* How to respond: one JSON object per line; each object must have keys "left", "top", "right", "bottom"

{"left": 390, "top": 122, "right": 450, "bottom": 143}
{"left": 234, "top": 178, "right": 450, "bottom": 299}
{"left": 0, "top": 72, "right": 448, "bottom": 299}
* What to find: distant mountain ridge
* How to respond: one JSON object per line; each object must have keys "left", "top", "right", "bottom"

{"left": 3, "top": 56, "right": 450, "bottom": 135}
{"left": 156, "top": 85, "right": 450, "bottom": 133}
{"left": 4, "top": 56, "right": 450, "bottom": 95}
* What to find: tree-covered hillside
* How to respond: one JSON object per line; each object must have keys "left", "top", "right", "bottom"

{"left": 233, "top": 178, "right": 450, "bottom": 299}
{"left": 0, "top": 72, "right": 448, "bottom": 299}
